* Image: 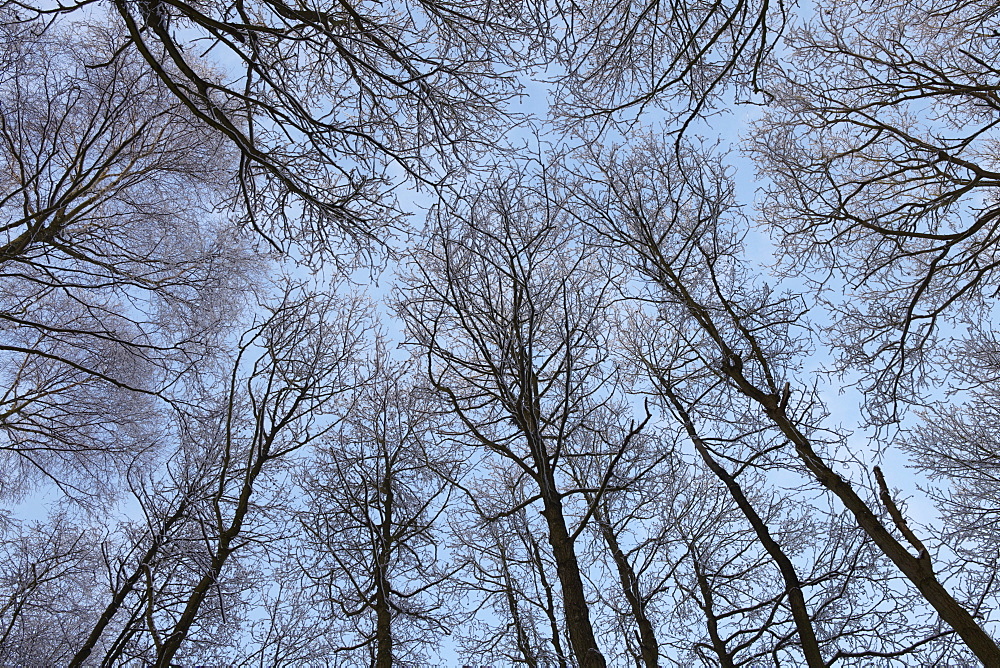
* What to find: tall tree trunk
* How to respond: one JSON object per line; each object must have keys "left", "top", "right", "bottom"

{"left": 585, "top": 495, "right": 659, "bottom": 668}
{"left": 154, "top": 436, "right": 273, "bottom": 666}
{"left": 374, "top": 473, "right": 394, "bottom": 668}
{"left": 723, "top": 361, "right": 1000, "bottom": 666}
{"left": 666, "top": 391, "right": 824, "bottom": 668}
{"left": 659, "top": 268, "right": 1000, "bottom": 665}
{"left": 540, "top": 489, "right": 607, "bottom": 668}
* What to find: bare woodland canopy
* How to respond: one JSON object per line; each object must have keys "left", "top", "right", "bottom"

{"left": 1, "top": 0, "right": 1000, "bottom": 664}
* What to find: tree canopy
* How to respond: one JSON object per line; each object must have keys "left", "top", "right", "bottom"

{"left": 2, "top": 0, "right": 1000, "bottom": 664}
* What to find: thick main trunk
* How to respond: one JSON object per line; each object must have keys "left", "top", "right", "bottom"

{"left": 374, "top": 475, "right": 393, "bottom": 668}
{"left": 650, "top": 221, "right": 1000, "bottom": 664}
{"left": 374, "top": 578, "right": 392, "bottom": 668}
{"left": 799, "top": 441, "right": 1000, "bottom": 665}
{"left": 540, "top": 491, "right": 607, "bottom": 668}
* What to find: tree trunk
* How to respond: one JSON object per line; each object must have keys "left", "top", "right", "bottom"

{"left": 70, "top": 501, "right": 188, "bottom": 667}
{"left": 662, "top": 273, "right": 1000, "bottom": 665}
{"left": 692, "top": 556, "right": 737, "bottom": 668}
{"left": 374, "top": 473, "right": 394, "bottom": 668}
{"left": 666, "top": 391, "right": 824, "bottom": 668}
{"left": 587, "top": 496, "right": 659, "bottom": 668}
{"left": 540, "top": 489, "right": 607, "bottom": 668}
{"left": 729, "top": 367, "right": 1000, "bottom": 666}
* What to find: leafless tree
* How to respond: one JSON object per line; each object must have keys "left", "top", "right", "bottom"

{"left": 6, "top": 0, "right": 558, "bottom": 261}
{"left": 659, "top": 469, "right": 804, "bottom": 667}
{"left": 399, "top": 165, "right": 651, "bottom": 667}
{"left": 748, "top": 11, "right": 1000, "bottom": 655}
{"left": 0, "top": 19, "right": 258, "bottom": 504}
{"left": 450, "top": 475, "right": 575, "bottom": 668}
{"left": 901, "top": 383, "right": 1000, "bottom": 632}
{"left": 5, "top": 0, "right": 1000, "bottom": 661}
{"left": 560, "top": 134, "right": 998, "bottom": 663}
{"left": 0, "top": 512, "right": 102, "bottom": 665}
{"left": 752, "top": 0, "right": 1000, "bottom": 423}
{"left": 293, "top": 345, "right": 461, "bottom": 667}
{"left": 557, "top": 400, "right": 687, "bottom": 668}
{"left": 552, "top": 0, "right": 785, "bottom": 129}
{"left": 60, "top": 281, "right": 373, "bottom": 666}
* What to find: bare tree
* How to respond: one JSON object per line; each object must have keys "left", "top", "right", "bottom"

{"left": 6, "top": 0, "right": 1000, "bottom": 660}
{"left": 552, "top": 0, "right": 785, "bottom": 129}
{"left": 661, "top": 470, "right": 800, "bottom": 667}
{"left": 0, "top": 20, "right": 258, "bottom": 504}
{"left": 749, "top": 14, "right": 1000, "bottom": 653}
{"left": 0, "top": 512, "right": 101, "bottom": 665}
{"left": 450, "top": 473, "right": 574, "bottom": 668}
{"left": 7, "top": 0, "right": 556, "bottom": 261}
{"left": 560, "top": 403, "right": 681, "bottom": 668}
{"left": 399, "top": 166, "right": 651, "bottom": 667}
{"left": 294, "top": 345, "right": 460, "bottom": 667}
{"left": 752, "top": 0, "right": 1000, "bottom": 423}
{"left": 561, "top": 134, "right": 997, "bottom": 663}
{"left": 659, "top": 387, "right": 824, "bottom": 666}
{"left": 902, "top": 385, "right": 1000, "bottom": 632}
{"left": 61, "top": 281, "right": 373, "bottom": 666}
